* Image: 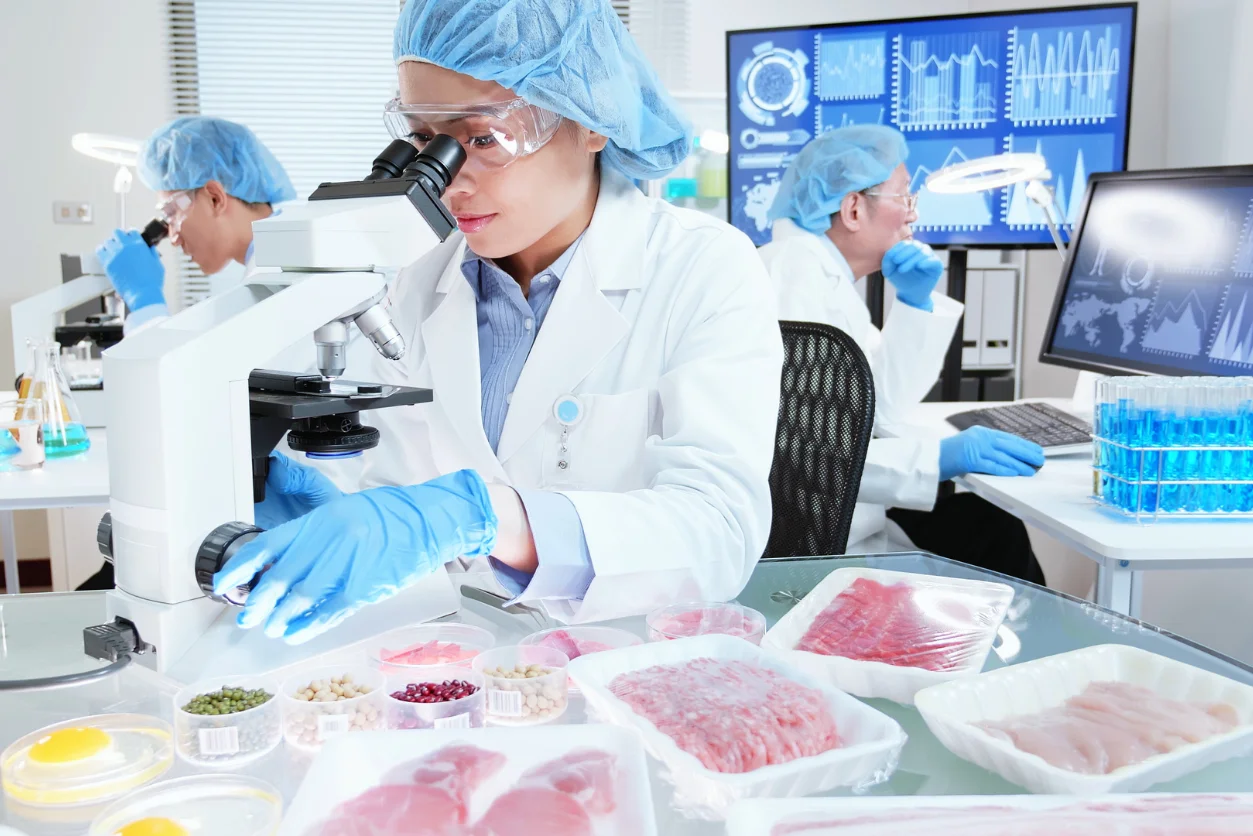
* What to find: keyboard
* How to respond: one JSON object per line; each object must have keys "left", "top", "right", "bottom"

{"left": 946, "top": 401, "right": 1092, "bottom": 453}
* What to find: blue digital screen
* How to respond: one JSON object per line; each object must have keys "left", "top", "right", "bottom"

{"left": 727, "top": 4, "right": 1136, "bottom": 249}
{"left": 1047, "top": 174, "right": 1253, "bottom": 376}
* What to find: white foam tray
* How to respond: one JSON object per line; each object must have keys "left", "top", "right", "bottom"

{"left": 725, "top": 793, "right": 1253, "bottom": 835}
{"left": 569, "top": 635, "right": 907, "bottom": 818}
{"left": 278, "top": 725, "right": 656, "bottom": 836}
{"left": 914, "top": 643, "right": 1253, "bottom": 795}
{"left": 761, "top": 567, "right": 1014, "bottom": 705}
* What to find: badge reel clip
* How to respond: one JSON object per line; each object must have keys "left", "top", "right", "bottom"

{"left": 551, "top": 394, "right": 583, "bottom": 488}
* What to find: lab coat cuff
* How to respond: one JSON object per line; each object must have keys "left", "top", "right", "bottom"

{"left": 123, "top": 303, "right": 169, "bottom": 334}
{"left": 487, "top": 488, "right": 595, "bottom": 606}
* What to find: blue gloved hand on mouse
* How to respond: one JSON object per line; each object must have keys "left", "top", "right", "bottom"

{"left": 254, "top": 452, "right": 343, "bottom": 529}
{"left": 95, "top": 229, "right": 166, "bottom": 313}
{"left": 216, "top": 469, "right": 498, "bottom": 645}
{"left": 939, "top": 426, "right": 1045, "bottom": 481}
{"left": 882, "top": 239, "right": 943, "bottom": 312}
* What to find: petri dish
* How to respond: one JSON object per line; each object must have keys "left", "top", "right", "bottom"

{"left": 88, "top": 775, "right": 281, "bottom": 836}
{"left": 368, "top": 623, "right": 495, "bottom": 674}
{"left": 647, "top": 602, "right": 768, "bottom": 645}
{"left": 2, "top": 714, "right": 174, "bottom": 808}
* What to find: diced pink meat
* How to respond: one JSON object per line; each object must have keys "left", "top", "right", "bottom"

{"left": 976, "top": 680, "right": 1240, "bottom": 775}
{"left": 471, "top": 788, "right": 593, "bottom": 836}
{"left": 519, "top": 748, "right": 618, "bottom": 815}
{"left": 534, "top": 630, "right": 613, "bottom": 660}
{"left": 795, "top": 578, "right": 992, "bottom": 672}
{"left": 381, "top": 640, "right": 477, "bottom": 666}
{"left": 609, "top": 657, "right": 840, "bottom": 773}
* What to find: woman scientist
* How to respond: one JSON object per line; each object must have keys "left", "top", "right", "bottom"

{"left": 759, "top": 125, "right": 1045, "bottom": 581}
{"left": 214, "top": 0, "right": 784, "bottom": 643}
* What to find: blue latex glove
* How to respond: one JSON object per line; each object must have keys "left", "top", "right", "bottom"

{"left": 882, "top": 239, "right": 943, "bottom": 312}
{"left": 214, "top": 469, "right": 498, "bottom": 645}
{"left": 254, "top": 452, "right": 343, "bottom": 530}
{"left": 95, "top": 229, "right": 166, "bottom": 313}
{"left": 939, "top": 427, "right": 1046, "bottom": 481}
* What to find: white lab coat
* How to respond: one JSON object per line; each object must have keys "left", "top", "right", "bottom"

{"left": 757, "top": 218, "right": 962, "bottom": 547}
{"left": 359, "top": 168, "right": 784, "bottom": 623}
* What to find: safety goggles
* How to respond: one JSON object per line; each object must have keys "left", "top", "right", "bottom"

{"left": 383, "top": 97, "right": 563, "bottom": 169}
{"left": 863, "top": 190, "right": 920, "bottom": 213}
{"left": 155, "top": 190, "right": 195, "bottom": 230}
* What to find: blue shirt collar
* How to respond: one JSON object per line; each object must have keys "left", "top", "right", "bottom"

{"left": 461, "top": 233, "right": 585, "bottom": 300}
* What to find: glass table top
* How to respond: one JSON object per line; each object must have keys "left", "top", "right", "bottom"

{"left": 0, "top": 552, "right": 1249, "bottom": 834}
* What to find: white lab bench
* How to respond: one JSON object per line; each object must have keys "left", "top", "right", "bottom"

{"left": 890, "top": 400, "right": 1253, "bottom": 618}
{"left": 0, "top": 427, "right": 109, "bottom": 594}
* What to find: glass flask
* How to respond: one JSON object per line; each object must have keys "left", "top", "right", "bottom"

{"left": 18, "top": 341, "right": 91, "bottom": 458}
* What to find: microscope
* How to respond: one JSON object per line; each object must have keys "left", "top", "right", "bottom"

{"left": 88, "top": 137, "right": 468, "bottom": 680}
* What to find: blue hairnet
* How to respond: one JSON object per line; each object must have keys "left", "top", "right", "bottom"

{"left": 393, "top": 0, "right": 692, "bottom": 180}
{"left": 139, "top": 117, "right": 296, "bottom": 205}
{"left": 768, "top": 125, "right": 909, "bottom": 234}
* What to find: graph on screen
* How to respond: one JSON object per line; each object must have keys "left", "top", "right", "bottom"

{"left": 1008, "top": 24, "right": 1122, "bottom": 126}
{"left": 1141, "top": 285, "right": 1218, "bottom": 358}
{"left": 1208, "top": 286, "right": 1253, "bottom": 366}
{"left": 816, "top": 35, "right": 887, "bottom": 100}
{"left": 909, "top": 137, "right": 996, "bottom": 231}
{"left": 1003, "top": 133, "right": 1116, "bottom": 228}
{"left": 816, "top": 102, "right": 887, "bottom": 133}
{"left": 892, "top": 30, "right": 1000, "bottom": 130}
{"left": 1234, "top": 202, "right": 1253, "bottom": 277}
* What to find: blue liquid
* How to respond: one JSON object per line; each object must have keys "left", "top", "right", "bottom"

{"left": 43, "top": 422, "right": 90, "bottom": 458}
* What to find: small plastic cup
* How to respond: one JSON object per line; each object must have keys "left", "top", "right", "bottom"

{"left": 646, "top": 601, "right": 767, "bottom": 645}
{"left": 472, "top": 646, "right": 569, "bottom": 726}
{"left": 0, "top": 400, "right": 45, "bottom": 472}
{"left": 279, "top": 666, "right": 386, "bottom": 754}
{"left": 173, "top": 675, "right": 281, "bottom": 768}
{"left": 369, "top": 623, "right": 496, "bottom": 675}
{"left": 386, "top": 666, "right": 486, "bottom": 731}
{"left": 519, "top": 626, "right": 643, "bottom": 693}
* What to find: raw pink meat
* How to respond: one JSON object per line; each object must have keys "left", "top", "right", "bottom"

{"left": 519, "top": 748, "right": 618, "bottom": 815}
{"left": 536, "top": 630, "right": 614, "bottom": 660}
{"left": 795, "top": 577, "right": 992, "bottom": 672}
{"left": 769, "top": 794, "right": 1253, "bottom": 834}
{"left": 976, "top": 680, "right": 1240, "bottom": 774}
{"left": 650, "top": 606, "right": 764, "bottom": 643}
{"left": 609, "top": 657, "right": 840, "bottom": 773}
{"left": 381, "top": 639, "right": 478, "bottom": 666}
{"left": 382, "top": 743, "right": 507, "bottom": 797}
{"left": 471, "top": 788, "right": 593, "bottom": 836}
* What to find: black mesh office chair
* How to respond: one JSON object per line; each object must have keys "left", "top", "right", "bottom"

{"left": 764, "top": 321, "right": 876, "bottom": 558}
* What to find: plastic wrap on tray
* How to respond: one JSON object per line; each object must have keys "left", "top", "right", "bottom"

{"left": 646, "top": 603, "right": 767, "bottom": 645}
{"left": 729, "top": 794, "right": 1253, "bottom": 835}
{"left": 609, "top": 657, "right": 840, "bottom": 774}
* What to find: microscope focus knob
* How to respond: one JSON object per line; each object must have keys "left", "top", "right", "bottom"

{"left": 97, "top": 513, "right": 113, "bottom": 563}
{"left": 196, "top": 522, "right": 263, "bottom": 607}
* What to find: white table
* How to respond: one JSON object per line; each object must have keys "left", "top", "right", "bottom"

{"left": 0, "top": 428, "right": 109, "bottom": 593}
{"left": 888, "top": 400, "right": 1253, "bottom": 618}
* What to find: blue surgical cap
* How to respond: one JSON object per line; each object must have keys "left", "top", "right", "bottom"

{"left": 139, "top": 117, "right": 296, "bottom": 205}
{"left": 768, "top": 125, "right": 909, "bottom": 234}
{"left": 393, "top": 0, "right": 692, "bottom": 180}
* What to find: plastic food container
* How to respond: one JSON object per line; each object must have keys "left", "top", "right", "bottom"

{"left": 520, "top": 626, "right": 643, "bottom": 692}
{"left": 279, "top": 725, "right": 657, "bottom": 836}
{"left": 647, "top": 602, "right": 767, "bottom": 645}
{"left": 280, "top": 666, "right": 386, "bottom": 754}
{"left": 914, "top": 644, "right": 1253, "bottom": 795}
{"left": 472, "top": 646, "right": 569, "bottom": 726}
{"left": 369, "top": 623, "right": 495, "bottom": 675}
{"left": 386, "top": 665, "right": 486, "bottom": 731}
{"left": 88, "top": 774, "right": 282, "bottom": 836}
{"left": 1, "top": 714, "right": 174, "bottom": 808}
{"left": 571, "top": 635, "right": 906, "bottom": 818}
{"left": 173, "top": 675, "right": 281, "bottom": 768}
{"left": 762, "top": 567, "right": 1015, "bottom": 704}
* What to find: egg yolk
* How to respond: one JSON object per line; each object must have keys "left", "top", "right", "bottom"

{"left": 28, "top": 727, "right": 111, "bottom": 764}
{"left": 115, "top": 817, "right": 189, "bottom": 836}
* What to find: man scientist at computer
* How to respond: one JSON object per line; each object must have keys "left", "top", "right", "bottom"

{"left": 757, "top": 125, "right": 1046, "bottom": 582}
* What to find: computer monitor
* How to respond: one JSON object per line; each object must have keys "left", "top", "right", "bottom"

{"left": 726, "top": 3, "right": 1137, "bottom": 249}
{"left": 1041, "top": 166, "right": 1253, "bottom": 376}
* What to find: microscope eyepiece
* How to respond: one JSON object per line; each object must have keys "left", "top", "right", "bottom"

{"left": 364, "top": 139, "right": 420, "bottom": 182}
{"left": 403, "top": 135, "right": 466, "bottom": 197}
{"left": 141, "top": 218, "right": 170, "bottom": 247}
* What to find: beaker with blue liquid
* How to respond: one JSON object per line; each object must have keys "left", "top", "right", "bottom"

{"left": 17, "top": 341, "right": 91, "bottom": 458}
